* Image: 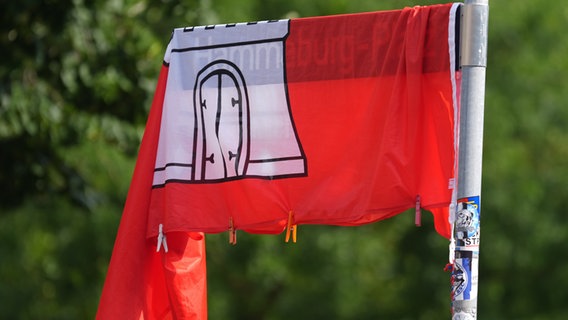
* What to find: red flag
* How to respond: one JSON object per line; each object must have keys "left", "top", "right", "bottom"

{"left": 97, "top": 67, "right": 207, "bottom": 319}
{"left": 148, "top": 3, "right": 460, "bottom": 239}
{"left": 99, "top": 3, "right": 459, "bottom": 318}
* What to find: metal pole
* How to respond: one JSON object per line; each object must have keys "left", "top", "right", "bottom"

{"left": 452, "top": 1, "right": 488, "bottom": 319}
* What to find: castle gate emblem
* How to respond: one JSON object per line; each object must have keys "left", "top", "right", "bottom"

{"left": 153, "top": 20, "right": 306, "bottom": 186}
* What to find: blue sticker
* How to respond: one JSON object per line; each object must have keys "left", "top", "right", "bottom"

{"left": 452, "top": 258, "right": 469, "bottom": 298}
{"left": 455, "top": 196, "right": 480, "bottom": 248}
{"left": 452, "top": 250, "right": 478, "bottom": 302}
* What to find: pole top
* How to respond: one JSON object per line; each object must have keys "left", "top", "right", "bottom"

{"left": 460, "top": 0, "right": 489, "bottom": 67}
{"left": 464, "top": 0, "right": 488, "bottom": 5}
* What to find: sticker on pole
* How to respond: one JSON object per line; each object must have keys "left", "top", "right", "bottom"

{"left": 451, "top": 251, "right": 479, "bottom": 319}
{"left": 455, "top": 196, "right": 480, "bottom": 249}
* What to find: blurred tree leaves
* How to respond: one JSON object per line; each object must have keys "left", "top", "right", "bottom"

{"left": 205, "top": 214, "right": 450, "bottom": 320}
{"left": 479, "top": 1, "right": 568, "bottom": 319}
{"left": 1, "top": 0, "right": 568, "bottom": 319}
{"left": 0, "top": 0, "right": 157, "bottom": 208}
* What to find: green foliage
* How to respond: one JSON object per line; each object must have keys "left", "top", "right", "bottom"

{"left": 206, "top": 215, "right": 450, "bottom": 319}
{"left": 0, "top": 0, "right": 157, "bottom": 208}
{"left": 0, "top": 197, "right": 120, "bottom": 319}
{"left": 1, "top": 0, "right": 568, "bottom": 319}
{"left": 479, "top": 1, "right": 568, "bottom": 319}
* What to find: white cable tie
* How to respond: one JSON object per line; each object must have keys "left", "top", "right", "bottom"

{"left": 449, "top": 226, "right": 456, "bottom": 264}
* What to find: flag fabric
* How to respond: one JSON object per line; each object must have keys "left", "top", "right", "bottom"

{"left": 98, "top": 3, "right": 460, "bottom": 319}
{"left": 97, "top": 67, "right": 207, "bottom": 319}
{"left": 149, "top": 2, "right": 460, "bottom": 239}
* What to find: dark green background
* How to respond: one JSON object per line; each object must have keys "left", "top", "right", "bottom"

{"left": 1, "top": 0, "right": 566, "bottom": 318}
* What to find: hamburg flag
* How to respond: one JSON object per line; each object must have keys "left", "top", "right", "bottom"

{"left": 98, "top": 3, "right": 460, "bottom": 319}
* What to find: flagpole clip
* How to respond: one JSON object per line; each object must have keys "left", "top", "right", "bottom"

{"left": 157, "top": 224, "right": 169, "bottom": 253}
{"left": 285, "top": 211, "right": 297, "bottom": 243}
{"left": 229, "top": 217, "right": 237, "bottom": 245}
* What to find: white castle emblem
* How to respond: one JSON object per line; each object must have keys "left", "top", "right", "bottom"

{"left": 153, "top": 20, "right": 306, "bottom": 186}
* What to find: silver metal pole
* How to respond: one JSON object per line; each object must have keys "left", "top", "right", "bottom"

{"left": 452, "top": 1, "right": 488, "bottom": 319}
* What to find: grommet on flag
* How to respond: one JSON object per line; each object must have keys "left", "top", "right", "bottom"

{"left": 285, "top": 211, "right": 297, "bottom": 243}
{"left": 157, "top": 224, "right": 169, "bottom": 253}
{"left": 229, "top": 217, "right": 237, "bottom": 245}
